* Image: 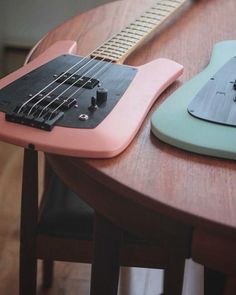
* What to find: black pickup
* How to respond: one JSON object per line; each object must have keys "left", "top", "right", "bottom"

{"left": 57, "top": 73, "right": 99, "bottom": 89}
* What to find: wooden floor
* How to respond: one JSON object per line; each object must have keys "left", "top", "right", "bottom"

{"left": 0, "top": 142, "right": 203, "bottom": 295}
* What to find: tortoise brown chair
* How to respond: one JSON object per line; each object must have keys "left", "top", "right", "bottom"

{"left": 19, "top": 149, "right": 191, "bottom": 295}
{"left": 192, "top": 230, "right": 236, "bottom": 295}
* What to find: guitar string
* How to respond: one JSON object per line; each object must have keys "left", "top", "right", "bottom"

{"left": 28, "top": 57, "right": 102, "bottom": 116}
{"left": 32, "top": 0, "right": 183, "bottom": 118}
{"left": 23, "top": 39, "right": 122, "bottom": 117}
{"left": 19, "top": 4, "right": 151, "bottom": 117}
{"left": 47, "top": 61, "right": 112, "bottom": 120}
{"left": 37, "top": 58, "right": 111, "bottom": 119}
{"left": 28, "top": 37, "right": 123, "bottom": 118}
{"left": 33, "top": 28, "right": 136, "bottom": 119}
{"left": 18, "top": 0, "right": 183, "bottom": 118}
{"left": 18, "top": 42, "right": 107, "bottom": 114}
{"left": 18, "top": 0, "right": 181, "bottom": 114}
{"left": 18, "top": 55, "right": 89, "bottom": 114}
{"left": 22, "top": 29, "right": 127, "bottom": 116}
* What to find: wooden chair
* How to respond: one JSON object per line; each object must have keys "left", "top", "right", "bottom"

{"left": 192, "top": 230, "right": 236, "bottom": 295}
{"left": 19, "top": 149, "right": 190, "bottom": 295}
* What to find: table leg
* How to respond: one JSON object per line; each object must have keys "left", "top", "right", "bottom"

{"left": 204, "top": 267, "right": 226, "bottom": 295}
{"left": 224, "top": 276, "right": 236, "bottom": 295}
{"left": 19, "top": 149, "right": 38, "bottom": 295}
{"left": 90, "top": 213, "right": 123, "bottom": 295}
{"left": 163, "top": 254, "right": 185, "bottom": 295}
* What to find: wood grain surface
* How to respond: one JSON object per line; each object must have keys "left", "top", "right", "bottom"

{"left": 31, "top": 0, "right": 236, "bottom": 238}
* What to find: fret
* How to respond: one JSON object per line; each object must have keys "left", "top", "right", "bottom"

{"left": 157, "top": 3, "right": 176, "bottom": 9}
{"left": 131, "top": 22, "right": 153, "bottom": 30}
{"left": 106, "top": 47, "right": 126, "bottom": 54}
{"left": 169, "top": 0, "right": 182, "bottom": 3}
{"left": 117, "top": 33, "right": 140, "bottom": 41}
{"left": 138, "top": 18, "right": 157, "bottom": 26}
{"left": 111, "top": 42, "right": 133, "bottom": 51}
{"left": 123, "top": 30, "right": 145, "bottom": 38}
{"left": 108, "top": 46, "right": 122, "bottom": 54}
{"left": 145, "top": 11, "right": 163, "bottom": 17}
{"left": 97, "top": 49, "right": 124, "bottom": 57}
{"left": 109, "top": 44, "right": 129, "bottom": 52}
{"left": 153, "top": 2, "right": 178, "bottom": 9}
{"left": 167, "top": 0, "right": 181, "bottom": 3}
{"left": 94, "top": 51, "right": 120, "bottom": 60}
{"left": 98, "top": 44, "right": 126, "bottom": 54}
{"left": 141, "top": 15, "right": 160, "bottom": 22}
{"left": 147, "top": 9, "right": 168, "bottom": 17}
{"left": 150, "top": 8, "right": 172, "bottom": 15}
{"left": 128, "top": 25, "right": 149, "bottom": 34}
{"left": 106, "top": 43, "right": 127, "bottom": 51}
{"left": 150, "top": 7, "right": 171, "bottom": 13}
{"left": 95, "top": 42, "right": 126, "bottom": 56}
{"left": 121, "top": 29, "right": 144, "bottom": 37}
{"left": 112, "top": 37, "right": 135, "bottom": 46}
{"left": 91, "top": 0, "right": 188, "bottom": 63}
{"left": 101, "top": 52, "right": 120, "bottom": 59}
{"left": 156, "top": 8, "right": 172, "bottom": 13}
{"left": 150, "top": 6, "right": 170, "bottom": 12}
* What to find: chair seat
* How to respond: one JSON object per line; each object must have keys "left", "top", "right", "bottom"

{"left": 38, "top": 172, "right": 155, "bottom": 245}
{"left": 38, "top": 172, "right": 94, "bottom": 240}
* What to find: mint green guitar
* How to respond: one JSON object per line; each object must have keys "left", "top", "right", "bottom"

{"left": 151, "top": 40, "right": 236, "bottom": 160}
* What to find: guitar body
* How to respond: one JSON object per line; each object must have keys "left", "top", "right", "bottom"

{"left": 0, "top": 40, "right": 183, "bottom": 158}
{"left": 151, "top": 40, "right": 236, "bottom": 160}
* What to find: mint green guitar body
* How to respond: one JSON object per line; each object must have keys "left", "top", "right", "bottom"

{"left": 151, "top": 40, "right": 236, "bottom": 160}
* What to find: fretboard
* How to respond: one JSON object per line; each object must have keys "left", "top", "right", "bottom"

{"left": 91, "top": 0, "right": 188, "bottom": 63}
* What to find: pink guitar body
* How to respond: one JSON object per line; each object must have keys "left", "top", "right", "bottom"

{"left": 0, "top": 41, "right": 183, "bottom": 158}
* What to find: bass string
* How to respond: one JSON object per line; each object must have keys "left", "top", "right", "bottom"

{"left": 37, "top": 58, "right": 111, "bottom": 118}
{"left": 19, "top": 0, "right": 177, "bottom": 116}
{"left": 18, "top": 1, "right": 142, "bottom": 114}
{"left": 28, "top": 56, "right": 100, "bottom": 116}
{"left": 18, "top": 54, "right": 90, "bottom": 114}
{"left": 27, "top": 32, "right": 127, "bottom": 118}
{"left": 18, "top": 0, "right": 149, "bottom": 114}
{"left": 47, "top": 60, "right": 113, "bottom": 120}
{"left": 18, "top": 27, "right": 126, "bottom": 115}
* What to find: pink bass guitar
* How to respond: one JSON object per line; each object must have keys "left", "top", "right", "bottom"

{"left": 0, "top": 0, "right": 187, "bottom": 158}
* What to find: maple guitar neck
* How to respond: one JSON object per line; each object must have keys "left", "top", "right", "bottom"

{"left": 91, "top": 0, "right": 188, "bottom": 64}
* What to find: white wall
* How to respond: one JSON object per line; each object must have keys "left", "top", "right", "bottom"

{"left": 0, "top": 0, "right": 114, "bottom": 73}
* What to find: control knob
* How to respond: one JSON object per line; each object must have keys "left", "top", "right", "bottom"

{"left": 96, "top": 88, "right": 108, "bottom": 105}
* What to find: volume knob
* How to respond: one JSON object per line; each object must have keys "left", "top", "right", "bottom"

{"left": 96, "top": 88, "right": 108, "bottom": 105}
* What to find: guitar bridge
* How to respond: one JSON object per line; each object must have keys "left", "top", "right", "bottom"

{"left": 5, "top": 92, "right": 77, "bottom": 131}
{"left": 6, "top": 109, "right": 64, "bottom": 131}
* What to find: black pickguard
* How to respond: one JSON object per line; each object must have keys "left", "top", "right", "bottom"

{"left": 0, "top": 55, "right": 137, "bottom": 130}
{"left": 188, "top": 57, "right": 236, "bottom": 127}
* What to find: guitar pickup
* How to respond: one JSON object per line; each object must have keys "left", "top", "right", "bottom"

{"left": 56, "top": 72, "right": 99, "bottom": 89}
{"left": 29, "top": 93, "right": 77, "bottom": 110}
{"left": 56, "top": 98, "right": 77, "bottom": 110}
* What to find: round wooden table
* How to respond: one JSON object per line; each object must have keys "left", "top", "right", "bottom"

{"left": 29, "top": 0, "right": 236, "bottom": 293}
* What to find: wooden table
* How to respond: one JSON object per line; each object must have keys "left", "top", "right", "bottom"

{"left": 29, "top": 0, "right": 236, "bottom": 293}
